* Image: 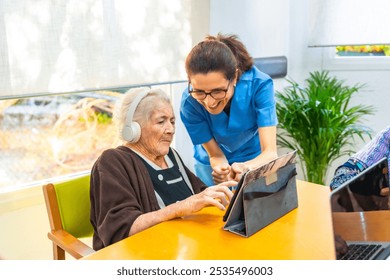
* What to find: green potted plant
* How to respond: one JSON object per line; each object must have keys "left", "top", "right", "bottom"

{"left": 275, "top": 70, "right": 375, "bottom": 185}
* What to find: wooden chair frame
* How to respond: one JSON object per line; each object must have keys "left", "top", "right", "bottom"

{"left": 43, "top": 183, "right": 95, "bottom": 260}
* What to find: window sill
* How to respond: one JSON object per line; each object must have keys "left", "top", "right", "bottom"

{"left": 322, "top": 48, "right": 390, "bottom": 71}
{"left": 0, "top": 185, "right": 44, "bottom": 214}
{"left": 0, "top": 170, "right": 90, "bottom": 214}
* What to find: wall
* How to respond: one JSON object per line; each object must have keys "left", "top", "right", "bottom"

{"left": 0, "top": 202, "right": 52, "bottom": 259}
{"left": 210, "top": 0, "right": 290, "bottom": 58}
{"left": 209, "top": 0, "right": 291, "bottom": 89}
{"left": 0, "top": 181, "right": 93, "bottom": 259}
{"left": 0, "top": 187, "right": 53, "bottom": 259}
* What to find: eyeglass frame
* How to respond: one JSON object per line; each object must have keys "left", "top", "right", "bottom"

{"left": 188, "top": 79, "right": 232, "bottom": 100}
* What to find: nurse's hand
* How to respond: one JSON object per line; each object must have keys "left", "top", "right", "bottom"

{"left": 212, "top": 163, "right": 231, "bottom": 184}
{"left": 229, "top": 162, "right": 249, "bottom": 182}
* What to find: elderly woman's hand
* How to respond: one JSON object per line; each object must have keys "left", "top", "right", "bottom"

{"left": 129, "top": 181, "right": 236, "bottom": 236}
{"left": 178, "top": 181, "right": 236, "bottom": 216}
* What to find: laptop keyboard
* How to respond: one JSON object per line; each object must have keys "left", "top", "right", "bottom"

{"left": 340, "top": 244, "right": 382, "bottom": 260}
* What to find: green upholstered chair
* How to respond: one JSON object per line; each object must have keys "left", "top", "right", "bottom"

{"left": 42, "top": 174, "right": 95, "bottom": 260}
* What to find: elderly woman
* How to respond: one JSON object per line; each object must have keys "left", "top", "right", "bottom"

{"left": 90, "top": 87, "right": 235, "bottom": 250}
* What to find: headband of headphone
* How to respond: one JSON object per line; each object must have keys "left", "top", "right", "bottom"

{"left": 122, "top": 87, "right": 150, "bottom": 143}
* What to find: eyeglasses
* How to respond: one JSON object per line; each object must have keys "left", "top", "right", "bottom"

{"left": 188, "top": 80, "right": 231, "bottom": 100}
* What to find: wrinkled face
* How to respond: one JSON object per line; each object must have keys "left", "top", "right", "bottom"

{"left": 189, "top": 72, "right": 235, "bottom": 115}
{"left": 138, "top": 101, "right": 175, "bottom": 158}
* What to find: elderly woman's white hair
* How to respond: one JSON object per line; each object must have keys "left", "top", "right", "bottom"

{"left": 114, "top": 87, "right": 172, "bottom": 142}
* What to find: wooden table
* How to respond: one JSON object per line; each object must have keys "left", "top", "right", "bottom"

{"left": 332, "top": 210, "right": 390, "bottom": 242}
{"left": 82, "top": 180, "right": 336, "bottom": 260}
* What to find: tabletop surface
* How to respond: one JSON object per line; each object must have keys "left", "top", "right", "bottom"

{"left": 82, "top": 180, "right": 336, "bottom": 260}
{"left": 333, "top": 210, "right": 390, "bottom": 242}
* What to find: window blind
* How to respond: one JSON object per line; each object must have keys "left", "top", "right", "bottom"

{"left": 308, "top": 0, "right": 390, "bottom": 47}
{"left": 0, "top": 0, "right": 197, "bottom": 99}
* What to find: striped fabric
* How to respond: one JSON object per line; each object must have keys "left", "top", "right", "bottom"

{"left": 330, "top": 126, "right": 390, "bottom": 189}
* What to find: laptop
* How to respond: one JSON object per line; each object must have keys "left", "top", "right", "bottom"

{"left": 330, "top": 157, "right": 390, "bottom": 260}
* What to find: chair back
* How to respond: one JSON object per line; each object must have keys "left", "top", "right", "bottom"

{"left": 43, "top": 174, "right": 95, "bottom": 259}
{"left": 54, "top": 174, "right": 93, "bottom": 237}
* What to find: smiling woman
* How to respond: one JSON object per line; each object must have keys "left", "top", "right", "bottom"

{"left": 180, "top": 33, "right": 278, "bottom": 186}
{"left": 187, "top": 72, "right": 234, "bottom": 114}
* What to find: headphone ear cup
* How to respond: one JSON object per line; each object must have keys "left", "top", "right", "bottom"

{"left": 122, "top": 121, "right": 141, "bottom": 143}
{"left": 122, "top": 87, "right": 150, "bottom": 143}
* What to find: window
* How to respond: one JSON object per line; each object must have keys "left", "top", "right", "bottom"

{"left": 322, "top": 46, "right": 390, "bottom": 71}
{"left": 0, "top": 0, "right": 194, "bottom": 100}
{"left": 0, "top": 83, "right": 185, "bottom": 193}
{"left": 336, "top": 45, "right": 390, "bottom": 57}
{"left": 0, "top": 91, "right": 119, "bottom": 192}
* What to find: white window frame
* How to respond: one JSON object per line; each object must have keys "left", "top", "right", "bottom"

{"left": 322, "top": 48, "right": 390, "bottom": 70}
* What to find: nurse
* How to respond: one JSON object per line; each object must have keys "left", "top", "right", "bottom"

{"left": 180, "top": 33, "right": 278, "bottom": 186}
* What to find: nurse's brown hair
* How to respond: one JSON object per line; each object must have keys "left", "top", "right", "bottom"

{"left": 185, "top": 33, "right": 253, "bottom": 81}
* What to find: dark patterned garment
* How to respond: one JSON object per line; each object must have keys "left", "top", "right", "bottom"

{"left": 90, "top": 146, "right": 206, "bottom": 250}
{"left": 136, "top": 149, "right": 193, "bottom": 206}
{"left": 330, "top": 126, "right": 390, "bottom": 190}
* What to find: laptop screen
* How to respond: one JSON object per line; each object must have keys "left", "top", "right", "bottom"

{"left": 330, "top": 157, "right": 390, "bottom": 259}
{"left": 330, "top": 157, "right": 389, "bottom": 213}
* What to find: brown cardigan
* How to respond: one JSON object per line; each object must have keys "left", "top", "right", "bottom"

{"left": 90, "top": 146, "right": 206, "bottom": 250}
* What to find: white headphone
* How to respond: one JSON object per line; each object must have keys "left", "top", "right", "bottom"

{"left": 122, "top": 87, "right": 150, "bottom": 143}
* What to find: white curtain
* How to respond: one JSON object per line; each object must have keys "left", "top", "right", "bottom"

{"left": 308, "top": 0, "right": 390, "bottom": 47}
{"left": 0, "top": 0, "right": 198, "bottom": 98}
